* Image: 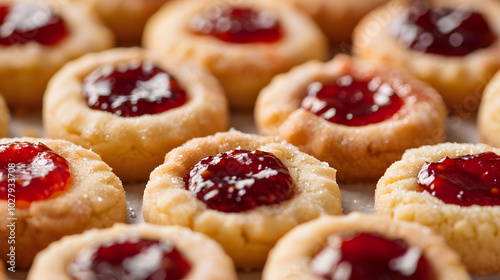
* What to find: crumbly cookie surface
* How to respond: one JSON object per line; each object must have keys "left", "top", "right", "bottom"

{"left": 353, "top": 0, "right": 500, "bottom": 112}
{"left": 375, "top": 142, "right": 500, "bottom": 274}
{"left": 28, "top": 223, "right": 237, "bottom": 280}
{"left": 0, "top": 138, "right": 126, "bottom": 268}
{"left": 43, "top": 47, "right": 229, "bottom": 182}
{"left": 0, "top": 0, "right": 114, "bottom": 109}
{"left": 255, "top": 54, "right": 447, "bottom": 183}
{"left": 263, "top": 212, "right": 470, "bottom": 280}
{"left": 143, "top": 0, "right": 328, "bottom": 108}
{"left": 280, "top": 0, "right": 388, "bottom": 43}
{"left": 143, "top": 130, "right": 342, "bottom": 269}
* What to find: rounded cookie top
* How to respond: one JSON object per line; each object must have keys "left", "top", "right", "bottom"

{"left": 143, "top": 130, "right": 342, "bottom": 269}
{"left": 255, "top": 54, "right": 447, "bottom": 182}
{"left": 263, "top": 212, "right": 469, "bottom": 280}
{"left": 376, "top": 142, "right": 500, "bottom": 274}
{"left": 353, "top": 0, "right": 500, "bottom": 113}
{"left": 143, "top": 0, "right": 328, "bottom": 108}
{"left": 28, "top": 223, "right": 238, "bottom": 280}
{"left": 0, "top": 137, "right": 126, "bottom": 268}
{"left": 43, "top": 47, "right": 229, "bottom": 182}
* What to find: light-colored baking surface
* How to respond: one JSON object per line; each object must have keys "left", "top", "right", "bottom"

{"left": 5, "top": 109, "right": 498, "bottom": 279}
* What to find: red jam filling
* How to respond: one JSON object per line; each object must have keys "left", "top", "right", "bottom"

{"left": 184, "top": 149, "right": 293, "bottom": 213}
{"left": 417, "top": 152, "right": 500, "bottom": 206}
{"left": 0, "top": 142, "right": 70, "bottom": 206}
{"left": 393, "top": 2, "right": 496, "bottom": 56}
{"left": 0, "top": 2, "right": 68, "bottom": 46}
{"left": 190, "top": 6, "right": 282, "bottom": 43}
{"left": 83, "top": 61, "right": 188, "bottom": 117}
{"left": 301, "top": 76, "right": 404, "bottom": 126}
{"left": 310, "top": 232, "right": 431, "bottom": 280}
{"left": 71, "top": 238, "right": 191, "bottom": 280}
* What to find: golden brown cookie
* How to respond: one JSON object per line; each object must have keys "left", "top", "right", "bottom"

{"left": 0, "top": 0, "right": 114, "bottom": 109}
{"left": 28, "top": 223, "right": 238, "bottom": 280}
{"left": 255, "top": 54, "right": 447, "bottom": 183}
{"left": 143, "top": 0, "right": 328, "bottom": 108}
{"left": 143, "top": 130, "right": 342, "bottom": 270}
{"left": 263, "top": 212, "right": 470, "bottom": 280}
{"left": 375, "top": 142, "right": 500, "bottom": 274}
{"left": 280, "top": 0, "right": 388, "bottom": 43}
{"left": 43, "top": 47, "right": 230, "bottom": 182}
{"left": 0, "top": 138, "right": 126, "bottom": 269}
{"left": 70, "top": 0, "right": 168, "bottom": 44}
{"left": 353, "top": 0, "right": 500, "bottom": 113}
{"left": 478, "top": 70, "right": 500, "bottom": 146}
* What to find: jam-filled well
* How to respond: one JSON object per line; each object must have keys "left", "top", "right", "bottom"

{"left": 83, "top": 61, "right": 187, "bottom": 117}
{"left": 310, "top": 232, "right": 431, "bottom": 280}
{"left": 301, "top": 75, "right": 404, "bottom": 126}
{"left": 0, "top": 142, "right": 70, "bottom": 206}
{"left": 70, "top": 238, "right": 191, "bottom": 280}
{"left": 184, "top": 149, "right": 293, "bottom": 213}
{"left": 417, "top": 152, "right": 500, "bottom": 206}
{"left": 0, "top": 2, "right": 68, "bottom": 46}
{"left": 190, "top": 6, "right": 282, "bottom": 43}
{"left": 393, "top": 2, "right": 496, "bottom": 56}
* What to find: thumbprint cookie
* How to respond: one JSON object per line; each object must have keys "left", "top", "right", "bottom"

{"left": 0, "top": 138, "right": 126, "bottom": 268}
{"left": 0, "top": 0, "right": 114, "bottom": 109}
{"left": 353, "top": 0, "right": 500, "bottom": 113}
{"left": 143, "top": 0, "right": 328, "bottom": 108}
{"left": 143, "top": 130, "right": 343, "bottom": 270}
{"left": 280, "top": 0, "right": 388, "bottom": 43}
{"left": 375, "top": 142, "right": 500, "bottom": 274}
{"left": 43, "top": 47, "right": 230, "bottom": 182}
{"left": 263, "top": 212, "right": 470, "bottom": 280}
{"left": 255, "top": 54, "right": 447, "bottom": 183}
{"left": 28, "top": 223, "right": 238, "bottom": 280}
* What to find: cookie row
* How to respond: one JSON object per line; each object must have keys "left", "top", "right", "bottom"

{"left": 3, "top": 0, "right": 500, "bottom": 115}
{"left": 0, "top": 130, "right": 471, "bottom": 278}
{"left": 21, "top": 213, "right": 470, "bottom": 280}
{"left": 2, "top": 133, "right": 499, "bottom": 276}
{"left": 2, "top": 131, "right": 499, "bottom": 276}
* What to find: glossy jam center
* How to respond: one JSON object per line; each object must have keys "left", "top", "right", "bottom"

{"left": 71, "top": 238, "right": 191, "bottom": 280}
{"left": 83, "top": 61, "right": 188, "bottom": 117}
{"left": 301, "top": 76, "right": 404, "bottom": 126}
{"left": 0, "top": 2, "right": 68, "bottom": 46}
{"left": 184, "top": 149, "right": 293, "bottom": 213}
{"left": 393, "top": 2, "right": 495, "bottom": 56}
{"left": 310, "top": 232, "right": 431, "bottom": 280}
{"left": 417, "top": 152, "right": 500, "bottom": 206}
{"left": 190, "top": 6, "right": 282, "bottom": 43}
{"left": 0, "top": 142, "right": 70, "bottom": 205}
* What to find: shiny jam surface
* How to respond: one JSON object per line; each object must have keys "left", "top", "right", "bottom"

{"left": 417, "top": 152, "right": 500, "bottom": 206}
{"left": 301, "top": 76, "right": 404, "bottom": 126}
{"left": 83, "top": 61, "right": 188, "bottom": 117}
{"left": 393, "top": 2, "right": 496, "bottom": 56}
{"left": 184, "top": 149, "right": 293, "bottom": 213}
{"left": 0, "top": 142, "right": 70, "bottom": 205}
{"left": 190, "top": 6, "right": 282, "bottom": 43}
{"left": 310, "top": 232, "right": 431, "bottom": 280}
{"left": 71, "top": 238, "right": 191, "bottom": 280}
{"left": 0, "top": 2, "right": 68, "bottom": 46}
